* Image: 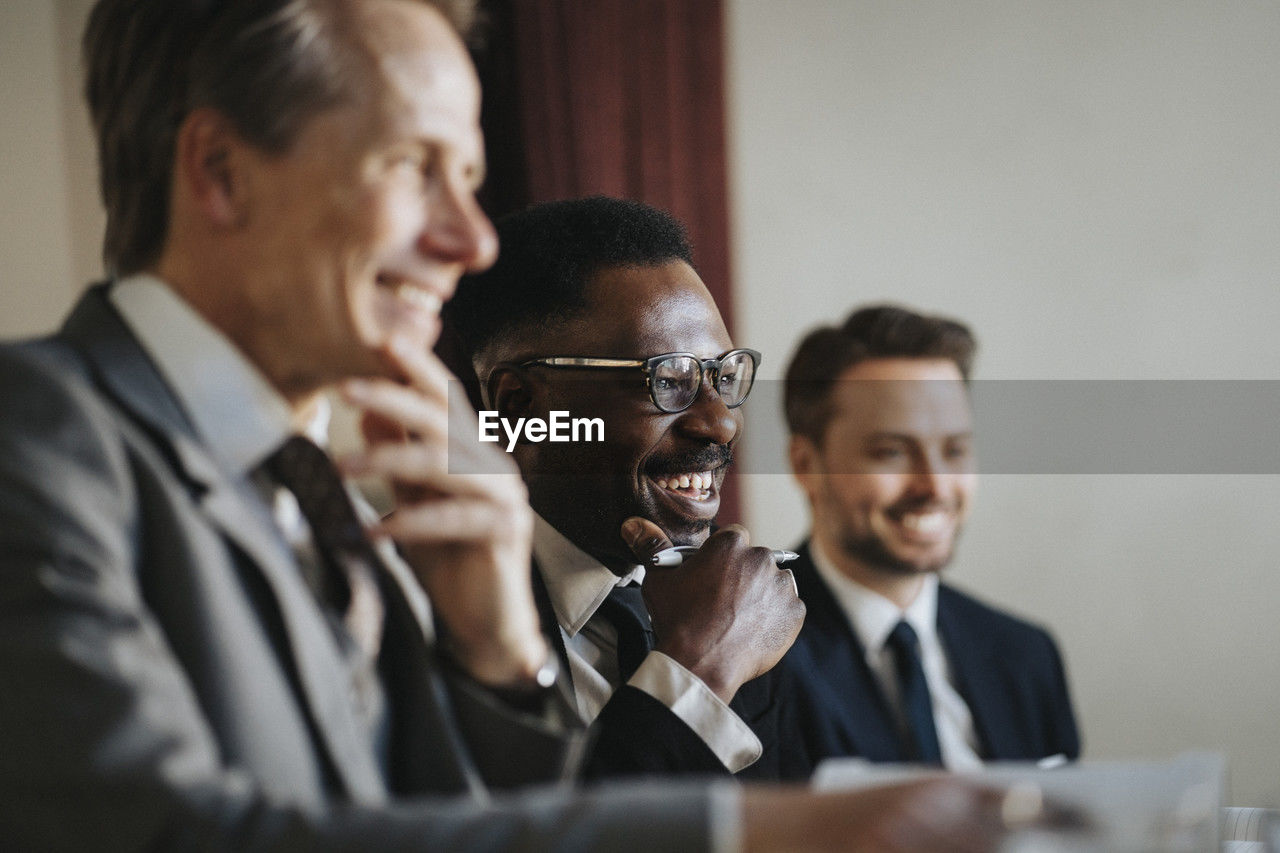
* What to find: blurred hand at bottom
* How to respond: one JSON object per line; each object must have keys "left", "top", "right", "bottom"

{"left": 743, "top": 778, "right": 1012, "bottom": 853}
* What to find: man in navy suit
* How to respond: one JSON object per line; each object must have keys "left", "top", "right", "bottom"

{"left": 781, "top": 305, "right": 1081, "bottom": 769}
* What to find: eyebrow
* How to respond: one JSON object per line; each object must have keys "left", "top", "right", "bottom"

{"left": 865, "top": 431, "right": 973, "bottom": 442}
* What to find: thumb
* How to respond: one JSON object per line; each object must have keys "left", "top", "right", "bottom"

{"left": 620, "top": 517, "right": 672, "bottom": 564}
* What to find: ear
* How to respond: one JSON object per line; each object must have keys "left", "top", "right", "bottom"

{"left": 173, "top": 107, "right": 252, "bottom": 228}
{"left": 487, "top": 366, "right": 538, "bottom": 421}
{"left": 789, "top": 434, "right": 824, "bottom": 496}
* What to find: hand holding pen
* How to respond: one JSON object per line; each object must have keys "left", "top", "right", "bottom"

{"left": 649, "top": 544, "right": 799, "bottom": 567}
{"left": 619, "top": 517, "right": 807, "bottom": 703}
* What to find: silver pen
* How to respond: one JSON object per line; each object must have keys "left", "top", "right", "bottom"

{"left": 649, "top": 545, "right": 800, "bottom": 568}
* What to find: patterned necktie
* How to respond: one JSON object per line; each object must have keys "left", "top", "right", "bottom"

{"left": 885, "top": 620, "right": 943, "bottom": 765}
{"left": 596, "top": 582, "right": 655, "bottom": 682}
{"left": 262, "top": 435, "right": 385, "bottom": 660}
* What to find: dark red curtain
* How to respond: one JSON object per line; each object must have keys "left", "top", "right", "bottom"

{"left": 471, "top": 0, "right": 741, "bottom": 523}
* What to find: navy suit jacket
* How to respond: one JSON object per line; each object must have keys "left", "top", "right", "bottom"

{"left": 776, "top": 541, "right": 1080, "bottom": 768}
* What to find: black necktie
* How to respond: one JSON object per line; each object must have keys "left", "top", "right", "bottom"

{"left": 596, "top": 583, "right": 655, "bottom": 682}
{"left": 885, "top": 620, "right": 943, "bottom": 765}
{"left": 262, "top": 436, "right": 385, "bottom": 659}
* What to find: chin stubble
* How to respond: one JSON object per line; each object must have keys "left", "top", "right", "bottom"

{"left": 834, "top": 526, "right": 959, "bottom": 577}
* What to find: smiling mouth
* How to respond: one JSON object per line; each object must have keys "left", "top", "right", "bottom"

{"left": 378, "top": 274, "right": 443, "bottom": 316}
{"left": 899, "top": 510, "right": 949, "bottom": 534}
{"left": 885, "top": 508, "right": 959, "bottom": 545}
{"left": 651, "top": 470, "right": 717, "bottom": 502}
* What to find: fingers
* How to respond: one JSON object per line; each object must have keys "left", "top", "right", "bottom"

{"left": 360, "top": 408, "right": 407, "bottom": 446}
{"left": 617, "top": 523, "right": 778, "bottom": 572}
{"left": 742, "top": 781, "right": 1009, "bottom": 853}
{"left": 342, "top": 439, "right": 519, "bottom": 499}
{"left": 340, "top": 357, "right": 517, "bottom": 482}
{"left": 379, "top": 336, "right": 454, "bottom": 401}
{"left": 620, "top": 517, "right": 673, "bottom": 563}
{"left": 906, "top": 780, "right": 1009, "bottom": 853}
{"left": 374, "top": 498, "right": 522, "bottom": 543}
{"left": 342, "top": 342, "right": 468, "bottom": 439}
{"left": 706, "top": 523, "right": 750, "bottom": 550}
{"left": 341, "top": 378, "right": 450, "bottom": 441}
{"left": 341, "top": 344, "right": 524, "bottom": 541}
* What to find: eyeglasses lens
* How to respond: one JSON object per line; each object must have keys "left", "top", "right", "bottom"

{"left": 650, "top": 351, "right": 757, "bottom": 412}
{"left": 717, "top": 350, "right": 756, "bottom": 408}
{"left": 651, "top": 355, "right": 701, "bottom": 412}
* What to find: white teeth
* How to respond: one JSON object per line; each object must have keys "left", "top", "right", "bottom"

{"left": 654, "top": 472, "right": 715, "bottom": 494}
{"left": 902, "top": 512, "right": 948, "bottom": 533}
{"left": 396, "top": 284, "right": 441, "bottom": 315}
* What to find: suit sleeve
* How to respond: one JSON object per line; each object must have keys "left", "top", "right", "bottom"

{"left": 440, "top": 668, "right": 589, "bottom": 789}
{"left": 1042, "top": 629, "right": 1082, "bottom": 761}
{"left": 0, "top": 347, "right": 714, "bottom": 852}
{"left": 370, "top": 527, "right": 589, "bottom": 792}
{"left": 583, "top": 655, "right": 772, "bottom": 780}
{"left": 584, "top": 686, "right": 729, "bottom": 779}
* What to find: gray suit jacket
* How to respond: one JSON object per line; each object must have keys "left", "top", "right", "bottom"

{"left": 0, "top": 287, "right": 714, "bottom": 851}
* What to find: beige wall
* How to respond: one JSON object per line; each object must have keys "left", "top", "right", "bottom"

{"left": 0, "top": 0, "right": 101, "bottom": 339}
{"left": 1, "top": 2, "right": 81, "bottom": 337}
{"left": 55, "top": 0, "right": 107, "bottom": 294}
{"left": 728, "top": 0, "right": 1280, "bottom": 807}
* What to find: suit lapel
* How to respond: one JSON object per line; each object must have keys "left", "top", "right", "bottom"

{"left": 59, "top": 287, "right": 388, "bottom": 802}
{"left": 373, "top": 550, "right": 485, "bottom": 797}
{"left": 793, "top": 542, "right": 905, "bottom": 762}
{"left": 530, "top": 559, "right": 578, "bottom": 711}
{"left": 937, "top": 585, "right": 1010, "bottom": 760}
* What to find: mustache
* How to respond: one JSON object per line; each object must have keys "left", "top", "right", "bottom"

{"left": 886, "top": 497, "right": 956, "bottom": 515}
{"left": 646, "top": 445, "right": 734, "bottom": 477}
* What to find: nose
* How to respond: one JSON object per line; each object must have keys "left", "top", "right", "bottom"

{"left": 674, "top": 376, "right": 740, "bottom": 446}
{"left": 908, "top": 467, "right": 943, "bottom": 500}
{"left": 908, "top": 448, "right": 971, "bottom": 503}
{"left": 419, "top": 179, "right": 499, "bottom": 273}
{"left": 905, "top": 453, "right": 946, "bottom": 500}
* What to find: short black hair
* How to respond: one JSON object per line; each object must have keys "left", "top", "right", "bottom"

{"left": 444, "top": 196, "right": 694, "bottom": 367}
{"left": 784, "top": 304, "right": 977, "bottom": 443}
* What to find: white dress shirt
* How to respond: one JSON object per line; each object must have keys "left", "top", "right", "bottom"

{"left": 809, "top": 539, "right": 984, "bottom": 770}
{"left": 532, "top": 515, "right": 762, "bottom": 773}
{"left": 110, "top": 274, "right": 295, "bottom": 471}
{"left": 110, "top": 274, "right": 334, "bottom": 560}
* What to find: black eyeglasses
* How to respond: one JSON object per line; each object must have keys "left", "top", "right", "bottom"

{"left": 519, "top": 348, "right": 761, "bottom": 414}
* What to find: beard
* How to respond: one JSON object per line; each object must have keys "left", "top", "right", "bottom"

{"left": 638, "top": 444, "right": 731, "bottom": 545}
{"left": 832, "top": 519, "right": 961, "bottom": 577}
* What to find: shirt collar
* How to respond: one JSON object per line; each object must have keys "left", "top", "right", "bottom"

{"left": 108, "top": 273, "right": 297, "bottom": 475}
{"left": 532, "top": 514, "right": 645, "bottom": 637}
{"left": 809, "top": 537, "right": 940, "bottom": 653}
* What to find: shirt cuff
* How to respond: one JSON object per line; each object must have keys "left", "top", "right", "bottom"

{"left": 627, "top": 651, "right": 762, "bottom": 773}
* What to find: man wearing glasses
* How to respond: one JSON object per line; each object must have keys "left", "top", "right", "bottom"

{"left": 443, "top": 196, "right": 808, "bottom": 780}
